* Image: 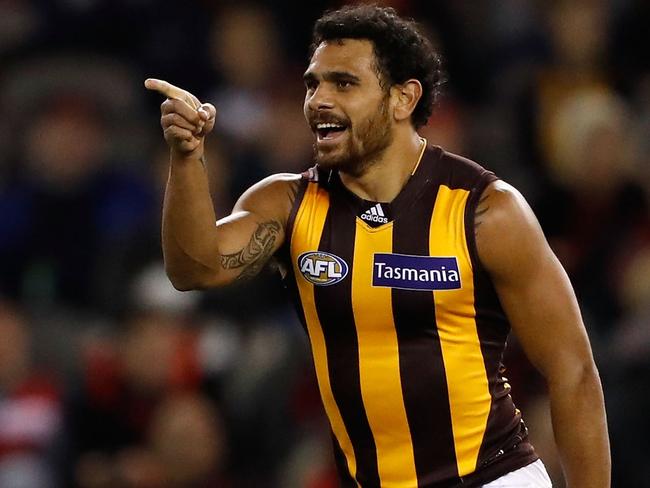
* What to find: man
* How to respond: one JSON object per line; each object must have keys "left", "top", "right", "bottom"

{"left": 145, "top": 5, "right": 609, "bottom": 487}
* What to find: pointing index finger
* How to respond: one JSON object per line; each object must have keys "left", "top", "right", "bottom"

{"left": 144, "top": 78, "right": 198, "bottom": 109}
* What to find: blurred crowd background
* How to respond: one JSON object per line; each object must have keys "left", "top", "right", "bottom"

{"left": 0, "top": 0, "right": 648, "bottom": 486}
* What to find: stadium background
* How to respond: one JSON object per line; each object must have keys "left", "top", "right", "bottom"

{"left": 0, "top": 0, "right": 648, "bottom": 486}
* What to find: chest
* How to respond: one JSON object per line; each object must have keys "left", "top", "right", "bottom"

{"left": 289, "top": 184, "right": 476, "bottom": 329}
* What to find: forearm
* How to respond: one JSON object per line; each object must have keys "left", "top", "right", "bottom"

{"left": 548, "top": 363, "right": 610, "bottom": 487}
{"left": 162, "top": 148, "right": 221, "bottom": 289}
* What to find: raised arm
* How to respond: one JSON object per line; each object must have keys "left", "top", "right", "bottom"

{"left": 145, "top": 79, "right": 300, "bottom": 290}
{"left": 475, "top": 180, "right": 610, "bottom": 487}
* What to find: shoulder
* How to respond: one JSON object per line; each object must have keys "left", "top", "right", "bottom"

{"left": 243, "top": 172, "right": 302, "bottom": 193}
{"left": 475, "top": 180, "right": 533, "bottom": 229}
{"left": 237, "top": 173, "right": 302, "bottom": 202}
{"left": 233, "top": 173, "right": 304, "bottom": 226}
{"left": 431, "top": 147, "right": 497, "bottom": 191}
{"left": 474, "top": 180, "right": 548, "bottom": 281}
{"left": 439, "top": 149, "right": 487, "bottom": 173}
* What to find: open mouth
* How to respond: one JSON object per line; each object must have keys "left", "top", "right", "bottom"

{"left": 315, "top": 122, "right": 348, "bottom": 141}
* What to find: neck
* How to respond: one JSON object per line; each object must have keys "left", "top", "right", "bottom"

{"left": 339, "top": 129, "right": 424, "bottom": 202}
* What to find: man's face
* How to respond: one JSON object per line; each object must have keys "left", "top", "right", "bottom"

{"left": 303, "top": 39, "right": 393, "bottom": 174}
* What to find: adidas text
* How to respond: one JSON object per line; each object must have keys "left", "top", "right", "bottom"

{"left": 361, "top": 213, "right": 388, "bottom": 224}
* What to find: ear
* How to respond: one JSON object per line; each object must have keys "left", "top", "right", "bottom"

{"left": 390, "top": 79, "right": 423, "bottom": 123}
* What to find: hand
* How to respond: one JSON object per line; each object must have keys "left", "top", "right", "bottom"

{"left": 144, "top": 78, "right": 216, "bottom": 157}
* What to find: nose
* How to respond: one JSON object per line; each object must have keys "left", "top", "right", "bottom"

{"left": 306, "top": 85, "right": 335, "bottom": 112}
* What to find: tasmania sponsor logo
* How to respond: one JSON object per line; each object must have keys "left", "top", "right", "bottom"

{"left": 373, "top": 253, "right": 461, "bottom": 291}
{"left": 298, "top": 251, "right": 349, "bottom": 286}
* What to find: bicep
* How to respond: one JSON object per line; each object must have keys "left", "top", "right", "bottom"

{"left": 205, "top": 173, "right": 299, "bottom": 286}
{"left": 476, "top": 182, "right": 595, "bottom": 382}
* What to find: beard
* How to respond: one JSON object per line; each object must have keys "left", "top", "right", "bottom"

{"left": 313, "top": 96, "right": 393, "bottom": 176}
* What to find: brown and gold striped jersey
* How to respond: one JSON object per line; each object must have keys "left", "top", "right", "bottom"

{"left": 282, "top": 145, "right": 538, "bottom": 487}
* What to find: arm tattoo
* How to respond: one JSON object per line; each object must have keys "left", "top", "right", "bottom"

{"left": 474, "top": 192, "right": 490, "bottom": 238}
{"left": 220, "top": 220, "right": 282, "bottom": 281}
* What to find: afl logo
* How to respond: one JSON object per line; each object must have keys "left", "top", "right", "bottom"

{"left": 298, "top": 251, "right": 349, "bottom": 286}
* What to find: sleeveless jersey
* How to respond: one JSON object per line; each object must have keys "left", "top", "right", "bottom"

{"left": 283, "top": 145, "right": 538, "bottom": 488}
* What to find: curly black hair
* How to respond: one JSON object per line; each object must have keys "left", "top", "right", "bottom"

{"left": 310, "top": 4, "right": 444, "bottom": 128}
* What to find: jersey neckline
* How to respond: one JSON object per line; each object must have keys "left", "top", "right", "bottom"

{"left": 325, "top": 144, "right": 443, "bottom": 227}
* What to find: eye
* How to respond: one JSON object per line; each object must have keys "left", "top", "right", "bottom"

{"left": 304, "top": 79, "right": 318, "bottom": 92}
{"left": 337, "top": 80, "right": 352, "bottom": 89}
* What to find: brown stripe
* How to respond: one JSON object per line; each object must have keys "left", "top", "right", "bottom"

{"left": 314, "top": 195, "right": 380, "bottom": 488}
{"left": 391, "top": 182, "right": 460, "bottom": 485}
{"left": 285, "top": 176, "right": 310, "bottom": 248}
{"left": 463, "top": 179, "right": 528, "bottom": 467}
{"left": 332, "top": 432, "right": 358, "bottom": 488}
{"left": 471, "top": 259, "right": 523, "bottom": 468}
{"left": 282, "top": 178, "right": 311, "bottom": 334}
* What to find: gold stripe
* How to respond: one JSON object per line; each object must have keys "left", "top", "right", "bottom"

{"left": 430, "top": 185, "right": 491, "bottom": 476}
{"left": 351, "top": 222, "right": 418, "bottom": 487}
{"left": 290, "top": 183, "right": 359, "bottom": 485}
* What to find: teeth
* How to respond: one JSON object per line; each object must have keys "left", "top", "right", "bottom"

{"left": 316, "top": 123, "right": 343, "bottom": 130}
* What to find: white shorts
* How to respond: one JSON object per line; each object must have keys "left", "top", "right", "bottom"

{"left": 481, "top": 460, "right": 552, "bottom": 487}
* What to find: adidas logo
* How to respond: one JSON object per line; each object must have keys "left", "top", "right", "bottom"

{"left": 361, "top": 203, "right": 388, "bottom": 224}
